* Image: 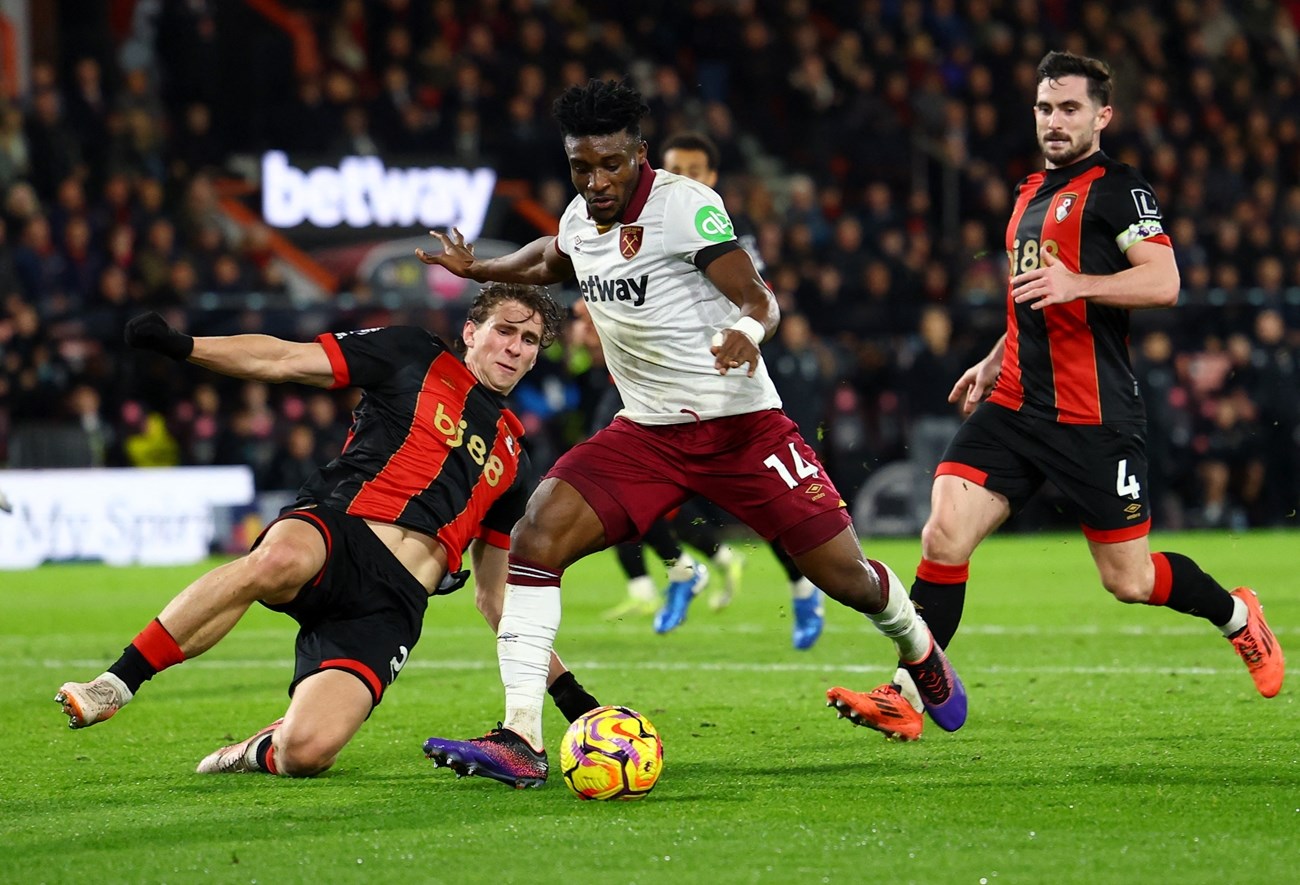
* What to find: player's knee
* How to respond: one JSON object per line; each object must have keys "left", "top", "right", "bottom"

{"left": 1100, "top": 573, "right": 1148, "bottom": 604}
{"left": 273, "top": 730, "right": 339, "bottom": 777}
{"left": 920, "top": 519, "right": 967, "bottom": 563}
{"left": 244, "top": 542, "right": 317, "bottom": 598}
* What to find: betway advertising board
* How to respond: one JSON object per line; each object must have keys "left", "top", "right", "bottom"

{"left": 0, "top": 467, "right": 255, "bottom": 568}
{"left": 261, "top": 151, "right": 496, "bottom": 241}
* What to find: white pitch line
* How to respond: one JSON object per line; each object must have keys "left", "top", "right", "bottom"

{"left": 113, "top": 622, "right": 1289, "bottom": 639}
{"left": 38, "top": 657, "right": 1241, "bottom": 677}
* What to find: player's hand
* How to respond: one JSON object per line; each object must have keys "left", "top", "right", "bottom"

{"left": 415, "top": 228, "right": 477, "bottom": 278}
{"left": 1011, "top": 249, "right": 1080, "bottom": 310}
{"left": 124, "top": 311, "right": 194, "bottom": 360}
{"left": 948, "top": 359, "right": 999, "bottom": 417}
{"left": 710, "top": 329, "right": 761, "bottom": 377}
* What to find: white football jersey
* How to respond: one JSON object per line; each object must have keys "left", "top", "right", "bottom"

{"left": 556, "top": 168, "right": 782, "bottom": 425}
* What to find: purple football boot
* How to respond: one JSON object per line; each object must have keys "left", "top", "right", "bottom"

{"left": 900, "top": 639, "right": 967, "bottom": 732}
{"left": 422, "top": 724, "right": 548, "bottom": 788}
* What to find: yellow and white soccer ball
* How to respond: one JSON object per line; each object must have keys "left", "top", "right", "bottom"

{"left": 559, "top": 705, "right": 663, "bottom": 800}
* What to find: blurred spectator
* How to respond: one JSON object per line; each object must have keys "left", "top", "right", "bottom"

{"left": 0, "top": 0, "right": 1295, "bottom": 530}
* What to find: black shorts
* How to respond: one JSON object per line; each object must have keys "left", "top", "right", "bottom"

{"left": 937, "top": 403, "right": 1151, "bottom": 542}
{"left": 254, "top": 504, "right": 428, "bottom": 707}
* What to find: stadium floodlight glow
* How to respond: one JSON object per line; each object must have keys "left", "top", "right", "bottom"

{"left": 261, "top": 151, "right": 497, "bottom": 239}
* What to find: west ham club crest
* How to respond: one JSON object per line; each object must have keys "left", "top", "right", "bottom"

{"left": 620, "top": 226, "right": 643, "bottom": 259}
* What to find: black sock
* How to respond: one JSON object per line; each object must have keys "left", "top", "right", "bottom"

{"left": 1156, "top": 552, "right": 1235, "bottom": 626}
{"left": 548, "top": 671, "right": 600, "bottom": 723}
{"left": 909, "top": 578, "right": 966, "bottom": 650}
{"left": 674, "top": 513, "right": 721, "bottom": 559}
{"left": 615, "top": 541, "right": 650, "bottom": 579}
{"left": 107, "top": 645, "right": 157, "bottom": 695}
{"left": 641, "top": 519, "right": 683, "bottom": 565}
{"left": 254, "top": 733, "right": 277, "bottom": 774}
{"left": 771, "top": 542, "right": 803, "bottom": 583}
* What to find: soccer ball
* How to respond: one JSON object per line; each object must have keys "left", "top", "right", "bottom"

{"left": 559, "top": 705, "right": 663, "bottom": 800}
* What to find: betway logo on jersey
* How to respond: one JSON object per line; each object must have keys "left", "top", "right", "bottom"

{"left": 580, "top": 273, "right": 649, "bottom": 306}
{"left": 261, "top": 151, "right": 495, "bottom": 238}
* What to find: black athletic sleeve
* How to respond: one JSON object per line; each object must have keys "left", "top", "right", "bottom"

{"left": 316, "top": 326, "right": 445, "bottom": 392}
{"left": 1092, "top": 166, "right": 1170, "bottom": 250}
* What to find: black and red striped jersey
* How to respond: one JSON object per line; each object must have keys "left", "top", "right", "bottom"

{"left": 988, "top": 150, "right": 1172, "bottom": 425}
{"left": 297, "top": 326, "right": 529, "bottom": 571}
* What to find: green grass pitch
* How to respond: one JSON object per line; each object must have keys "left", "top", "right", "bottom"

{"left": 3, "top": 531, "right": 1296, "bottom": 884}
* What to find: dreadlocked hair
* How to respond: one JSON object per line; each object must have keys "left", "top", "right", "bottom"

{"left": 552, "top": 78, "right": 649, "bottom": 139}
{"left": 456, "top": 282, "right": 565, "bottom": 354}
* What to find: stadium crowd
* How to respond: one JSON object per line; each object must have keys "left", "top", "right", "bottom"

{"left": 2, "top": 0, "right": 1299, "bottom": 532}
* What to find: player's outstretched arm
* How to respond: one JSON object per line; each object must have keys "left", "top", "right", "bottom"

{"left": 124, "top": 312, "right": 335, "bottom": 387}
{"left": 416, "top": 230, "right": 573, "bottom": 286}
{"left": 705, "top": 249, "right": 778, "bottom": 377}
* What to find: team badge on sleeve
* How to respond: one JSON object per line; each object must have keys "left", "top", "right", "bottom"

{"left": 620, "top": 226, "right": 643, "bottom": 259}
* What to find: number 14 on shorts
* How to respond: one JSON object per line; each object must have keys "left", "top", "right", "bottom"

{"left": 765, "top": 444, "right": 819, "bottom": 489}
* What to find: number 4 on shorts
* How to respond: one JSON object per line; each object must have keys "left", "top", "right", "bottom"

{"left": 1116, "top": 458, "right": 1141, "bottom": 499}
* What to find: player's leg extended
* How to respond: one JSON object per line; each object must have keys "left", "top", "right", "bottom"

{"left": 499, "top": 478, "right": 607, "bottom": 746}
{"left": 423, "top": 477, "right": 608, "bottom": 787}
{"left": 1089, "top": 536, "right": 1284, "bottom": 697}
{"left": 196, "top": 669, "right": 371, "bottom": 777}
{"left": 473, "top": 563, "right": 599, "bottom": 723}
{"left": 898, "top": 474, "right": 1010, "bottom": 690}
{"left": 56, "top": 519, "right": 326, "bottom": 729}
{"left": 793, "top": 524, "right": 965, "bottom": 734}
{"left": 832, "top": 474, "right": 1008, "bottom": 739}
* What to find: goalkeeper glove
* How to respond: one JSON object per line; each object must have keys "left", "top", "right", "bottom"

{"left": 125, "top": 311, "right": 194, "bottom": 360}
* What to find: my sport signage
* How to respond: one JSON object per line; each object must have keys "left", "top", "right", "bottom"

{"left": 261, "top": 151, "right": 497, "bottom": 240}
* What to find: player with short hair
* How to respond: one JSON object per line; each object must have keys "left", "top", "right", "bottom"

{"left": 55, "top": 284, "right": 599, "bottom": 779}
{"left": 837, "top": 51, "right": 1284, "bottom": 742}
{"left": 416, "top": 78, "right": 966, "bottom": 787}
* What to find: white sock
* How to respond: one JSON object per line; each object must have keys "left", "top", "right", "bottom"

{"left": 666, "top": 552, "right": 697, "bottom": 583}
{"left": 791, "top": 576, "right": 817, "bottom": 600}
{"left": 713, "top": 543, "right": 736, "bottom": 568}
{"left": 627, "top": 575, "right": 658, "bottom": 603}
{"left": 863, "top": 561, "right": 931, "bottom": 662}
{"left": 1219, "top": 595, "right": 1249, "bottom": 637}
{"left": 497, "top": 582, "right": 560, "bottom": 750}
{"left": 892, "top": 668, "right": 923, "bottom": 712}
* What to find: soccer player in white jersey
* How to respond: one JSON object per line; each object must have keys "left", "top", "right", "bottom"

{"left": 415, "top": 79, "right": 967, "bottom": 788}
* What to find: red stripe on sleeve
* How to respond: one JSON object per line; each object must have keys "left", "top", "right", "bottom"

{"left": 316, "top": 333, "right": 350, "bottom": 389}
{"left": 935, "top": 461, "right": 989, "bottom": 486}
